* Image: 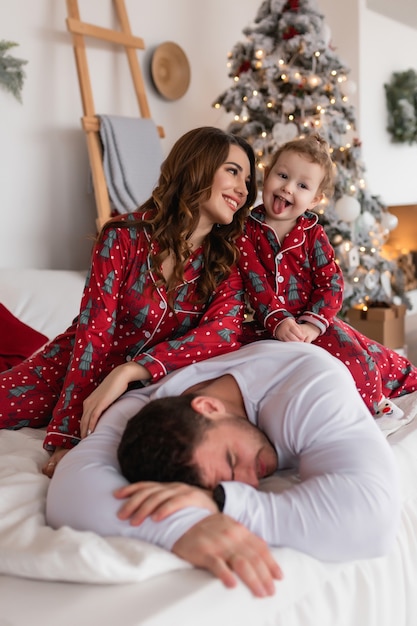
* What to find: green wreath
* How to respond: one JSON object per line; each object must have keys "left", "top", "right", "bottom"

{"left": 384, "top": 69, "right": 417, "bottom": 145}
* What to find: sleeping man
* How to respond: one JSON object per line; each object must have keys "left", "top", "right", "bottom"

{"left": 46, "top": 341, "right": 401, "bottom": 598}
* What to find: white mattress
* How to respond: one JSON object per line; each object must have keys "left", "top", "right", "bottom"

{"left": 1, "top": 391, "right": 417, "bottom": 626}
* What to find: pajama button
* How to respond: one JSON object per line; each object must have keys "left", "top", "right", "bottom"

{"left": 144, "top": 331, "right": 151, "bottom": 338}
{"left": 126, "top": 356, "right": 132, "bottom": 361}
{"left": 159, "top": 301, "right": 166, "bottom": 309}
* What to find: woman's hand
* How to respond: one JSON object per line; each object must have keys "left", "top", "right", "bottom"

{"left": 115, "top": 481, "right": 218, "bottom": 526}
{"left": 42, "top": 447, "right": 70, "bottom": 478}
{"left": 80, "top": 362, "right": 150, "bottom": 438}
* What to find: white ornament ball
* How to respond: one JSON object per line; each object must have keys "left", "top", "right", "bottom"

{"left": 334, "top": 195, "right": 361, "bottom": 223}
{"left": 380, "top": 212, "right": 399, "bottom": 231}
{"left": 358, "top": 210, "right": 376, "bottom": 229}
{"left": 340, "top": 79, "right": 357, "bottom": 97}
{"left": 272, "top": 122, "right": 298, "bottom": 144}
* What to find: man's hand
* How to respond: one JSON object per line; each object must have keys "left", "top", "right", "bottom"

{"left": 172, "top": 514, "right": 283, "bottom": 597}
{"left": 114, "top": 483, "right": 283, "bottom": 596}
{"left": 115, "top": 481, "right": 218, "bottom": 525}
{"left": 80, "top": 362, "right": 150, "bottom": 438}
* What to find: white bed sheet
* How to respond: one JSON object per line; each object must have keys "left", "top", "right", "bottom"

{"left": 1, "top": 391, "right": 417, "bottom": 626}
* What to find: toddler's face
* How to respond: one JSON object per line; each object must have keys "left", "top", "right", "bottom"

{"left": 262, "top": 151, "right": 324, "bottom": 228}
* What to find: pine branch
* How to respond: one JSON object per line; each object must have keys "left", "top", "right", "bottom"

{"left": 0, "top": 40, "right": 28, "bottom": 103}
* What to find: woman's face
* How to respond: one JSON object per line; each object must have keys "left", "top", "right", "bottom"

{"left": 198, "top": 145, "right": 251, "bottom": 230}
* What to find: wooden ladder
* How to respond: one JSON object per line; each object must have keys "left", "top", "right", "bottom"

{"left": 66, "top": 0, "right": 164, "bottom": 231}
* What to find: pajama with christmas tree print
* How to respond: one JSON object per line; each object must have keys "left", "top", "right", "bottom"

{"left": 0, "top": 212, "right": 245, "bottom": 450}
{"left": 238, "top": 206, "right": 417, "bottom": 414}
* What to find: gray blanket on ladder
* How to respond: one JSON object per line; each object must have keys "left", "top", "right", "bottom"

{"left": 99, "top": 115, "right": 163, "bottom": 214}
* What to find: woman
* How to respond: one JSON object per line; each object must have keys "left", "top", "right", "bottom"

{"left": 0, "top": 126, "right": 257, "bottom": 475}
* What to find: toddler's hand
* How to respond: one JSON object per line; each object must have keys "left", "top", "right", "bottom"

{"left": 274, "top": 318, "right": 304, "bottom": 342}
{"left": 296, "top": 322, "right": 320, "bottom": 343}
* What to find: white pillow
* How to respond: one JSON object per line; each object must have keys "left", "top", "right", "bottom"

{"left": 0, "top": 268, "right": 86, "bottom": 339}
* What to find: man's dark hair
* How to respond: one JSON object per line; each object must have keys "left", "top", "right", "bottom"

{"left": 117, "top": 394, "right": 215, "bottom": 486}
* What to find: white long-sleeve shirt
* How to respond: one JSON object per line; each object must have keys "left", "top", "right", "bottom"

{"left": 46, "top": 341, "right": 401, "bottom": 562}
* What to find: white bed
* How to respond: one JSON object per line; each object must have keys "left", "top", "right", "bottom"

{"left": 1, "top": 268, "right": 417, "bottom": 626}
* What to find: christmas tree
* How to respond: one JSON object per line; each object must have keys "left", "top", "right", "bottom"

{"left": 213, "top": 0, "right": 410, "bottom": 317}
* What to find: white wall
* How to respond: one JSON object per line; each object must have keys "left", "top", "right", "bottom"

{"left": 318, "top": 0, "right": 417, "bottom": 206}
{"left": 358, "top": 2, "right": 417, "bottom": 205}
{"left": 1, "top": 0, "right": 416, "bottom": 270}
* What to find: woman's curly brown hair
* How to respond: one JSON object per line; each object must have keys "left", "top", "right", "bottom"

{"left": 99, "top": 126, "right": 257, "bottom": 302}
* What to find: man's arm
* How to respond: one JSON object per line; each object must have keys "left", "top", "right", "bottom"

{"left": 236, "top": 345, "right": 401, "bottom": 562}
{"left": 46, "top": 388, "right": 281, "bottom": 596}
{"left": 220, "top": 438, "right": 399, "bottom": 562}
{"left": 220, "top": 366, "right": 401, "bottom": 562}
{"left": 114, "top": 416, "right": 400, "bottom": 564}
{"left": 46, "top": 389, "right": 211, "bottom": 549}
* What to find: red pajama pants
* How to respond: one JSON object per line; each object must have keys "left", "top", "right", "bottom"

{"left": 0, "top": 339, "right": 79, "bottom": 446}
{"left": 313, "top": 318, "right": 417, "bottom": 413}
{"left": 242, "top": 316, "right": 417, "bottom": 414}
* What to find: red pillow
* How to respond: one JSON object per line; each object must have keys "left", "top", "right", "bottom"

{"left": 0, "top": 303, "right": 48, "bottom": 372}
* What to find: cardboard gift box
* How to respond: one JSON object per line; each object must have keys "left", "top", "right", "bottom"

{"left": 347, "top": 304, "right": 406, "bottom": 349}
